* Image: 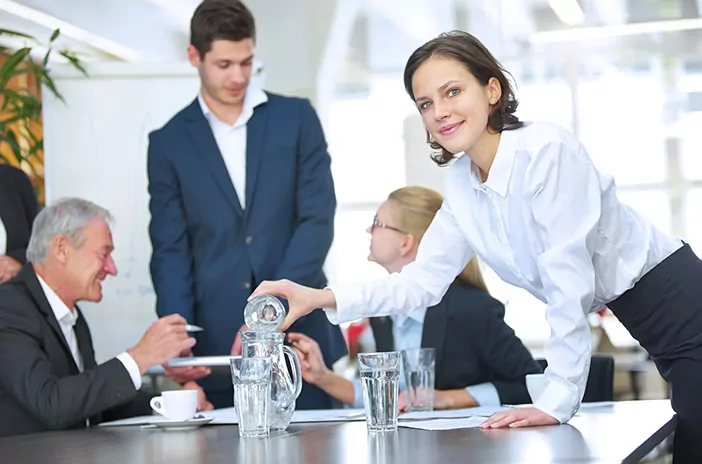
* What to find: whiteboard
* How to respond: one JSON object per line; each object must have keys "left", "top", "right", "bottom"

{"left": 43, "top": 62, "right": 223, "bottom": 363}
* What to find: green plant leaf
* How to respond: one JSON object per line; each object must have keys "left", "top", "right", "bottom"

{"left": 0, "top": 129, "right": 25, "bottom": 165}
{"left": 58, "top": 50, "right": 88, "bottom": 76}
{"left": 0, "top": 86, "right": 40, "bottom": 117}
{"left": 26, "top": 128, "right": 41, "bottom": 145}
{"left": 0, "top": 88, "right": 23, "bottom": 112}
{"left": 50, "top": 28, "right": 60, "bottom": 43}
{"left": 0, "top": 115, "right": 28, "bottom": 131}
{"left": 40, "top": 68, "right": 64, "bottom": 102}
{"left": 27, "top": 138, "right": 43, "bottom": 157}
{"left": 25, "top": 60, "right": 44, "bottom": 96}
{"left": 0, "top": 47, "right": 32, "bottom": 88}
{"left": 0, "top": 29, "right": 35, "bottom": 40}
{"left": 42, "top": 48, "right": 52, "bottom": 69}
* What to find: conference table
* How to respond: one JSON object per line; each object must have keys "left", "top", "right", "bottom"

{"left": 0, "top": 400, "right": 675, "bottom": 463}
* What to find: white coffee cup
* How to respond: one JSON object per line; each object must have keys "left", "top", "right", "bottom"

{"left": 150, "top": 390, "right": 198, "bottom": 421}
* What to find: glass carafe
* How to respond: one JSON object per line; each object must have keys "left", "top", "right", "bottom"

{"left": 240, "top": 331, "right": 302, "bottom": 431}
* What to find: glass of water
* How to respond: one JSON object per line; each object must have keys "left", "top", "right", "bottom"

{"left": 401, "top": 348, "right": 436, "bottom": 412}
{"left": 358, "top": 351, "right": 401, "bottom": 432}
{"left": 231, "top": 357, "right": 272, "bottom": 438}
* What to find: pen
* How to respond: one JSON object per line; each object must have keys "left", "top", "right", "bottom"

{"left": 185, "top": 324, "right": 204, "bottom": 332}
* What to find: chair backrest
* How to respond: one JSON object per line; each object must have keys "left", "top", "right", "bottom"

{"left": 534, "top": 355, "right": 614, "bottom": 403}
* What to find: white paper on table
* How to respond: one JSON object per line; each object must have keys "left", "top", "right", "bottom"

{"left": 99, "top": 409, "right": 238, "bottom": 427}
{"left": 398, "top": 416, "right": 486, "bottom": 430}
{"left": 101, "top": 407, "right": 367, "bottom": 427}
{"left": 291, "top": 408, "right": 366, "bottom": 423}
{"left": 199, "top": 407, "right": 367, "bottom": 425}
{"left": 200, "top": 407, "right": 238, "bottom": 424}
{"left": 399, "top": 405, "right": 513, "bottom": 421}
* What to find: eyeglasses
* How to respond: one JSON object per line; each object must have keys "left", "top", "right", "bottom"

{"left": 370, "top": 216, "right": 405, "bottom": 234}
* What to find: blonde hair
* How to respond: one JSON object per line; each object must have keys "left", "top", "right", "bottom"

{"left": 387, "top": 186, "right": 489, "bottom": 294}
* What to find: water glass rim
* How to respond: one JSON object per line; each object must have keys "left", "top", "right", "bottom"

{"left": 357, "top": 351, "right": 401, "bottom": 371}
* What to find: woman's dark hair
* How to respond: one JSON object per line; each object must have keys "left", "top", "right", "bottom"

{"left": 403, "top": 30, "right": 523, "bottom": 166}
{"left": 190, "top": 0, "right": 256, "bottom": 58}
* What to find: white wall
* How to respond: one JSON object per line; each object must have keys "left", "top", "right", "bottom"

{"left": 43, "top": 62, "right": 201, "bottom": 362}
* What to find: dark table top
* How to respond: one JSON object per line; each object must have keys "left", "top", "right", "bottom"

{"left": 0, "top": 400, "right": 675, "bottom": 464}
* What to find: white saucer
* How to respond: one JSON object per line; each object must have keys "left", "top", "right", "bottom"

{"left": 145, "top": 415, "right": 213, "bottom": 431}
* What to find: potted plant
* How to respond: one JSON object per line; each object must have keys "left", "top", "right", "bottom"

{"left": 0, "top": 28, "right": 86, "bottom": 203}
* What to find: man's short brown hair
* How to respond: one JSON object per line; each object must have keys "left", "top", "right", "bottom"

{"left": 190, "top": 0, "right": 256, "bottom": 58}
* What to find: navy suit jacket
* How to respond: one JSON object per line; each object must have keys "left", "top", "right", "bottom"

{"left": 370, "top": 282, "right": 542, "bottom": 405}
{"left": 147, "top": 93, "right": 346, "bottom": 408}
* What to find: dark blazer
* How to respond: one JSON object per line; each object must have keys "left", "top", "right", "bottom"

{"left": 0, "top": 265, "right": 151, "bottom": 437}
{"left": 371, "top": 281, "right": 542, "bottom": 405}
{"left": 147, "top": 93, "right": 346, "bottom": 408}
{"left": 0, "top": 164, "right": 39, "bottom": 263}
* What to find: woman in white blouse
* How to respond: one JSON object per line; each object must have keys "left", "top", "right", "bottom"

{"left": 251, "top": 31, "right": 701, "bottom": 462}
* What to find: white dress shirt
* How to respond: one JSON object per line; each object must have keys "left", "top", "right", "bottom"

{"left": 326, "top": 121, "right": 682, "bottom": 423}
{"left": 198, "top": 83, "right": 268, "bottom": 209}
{"left": 0, "top": 215, "right": 6, "bottom": 254}
{"left": 36, "top": 275, "right": 142, "bottom": 389}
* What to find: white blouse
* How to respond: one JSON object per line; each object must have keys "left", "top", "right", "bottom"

{"left": 325, "top": 122, "right": 681, "bottom": 423}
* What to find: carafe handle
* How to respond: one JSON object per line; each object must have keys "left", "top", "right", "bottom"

{"left": 283, "top": 345, "right": 303, "bottom": 400}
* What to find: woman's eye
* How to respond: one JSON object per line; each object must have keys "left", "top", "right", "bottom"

{"left": 419, "top": 101, "right": 431, "bottom": 111}
{"left": 448, "top": 88, "right": 460, "bottom": 97}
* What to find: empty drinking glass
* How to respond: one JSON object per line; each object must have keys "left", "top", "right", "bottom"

{"left": 401, "top": 348, "right": 436, "bottom": 412}
{"left": 358, "top": 352, "right": 401, "bottom": 432}
{"left": 231, "top": 357, "right": 272, "bottom": 438}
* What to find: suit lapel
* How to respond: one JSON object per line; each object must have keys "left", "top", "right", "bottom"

{"left": 184, "top": 99, "right": 244, "bottom": 219}
{"left": 19, "top": 265, "right": 79, "bottom": 373}
{"left": 74, "top": 308, "right": 97, "bottom": 370}
{"left": 244, "top": 100, "right": 270, "bottom": 216}
{"left": 421, "top": 298, "right": 449, "bottom": 385}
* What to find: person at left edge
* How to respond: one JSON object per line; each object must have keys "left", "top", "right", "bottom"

{"left": 0, "top": 164, "right": 40, "bottom": 282}
{"left": 146, "top": 0, "right": 346, "bottom": 409}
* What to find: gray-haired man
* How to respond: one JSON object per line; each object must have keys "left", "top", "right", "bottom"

{"left": 0, "top": 198, "right": 211, "bottom": 437}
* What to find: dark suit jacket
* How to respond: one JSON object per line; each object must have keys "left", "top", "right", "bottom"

{"left": 0, "top": 265, "right": 151, "bottom": 437}
{"left": 0, "top": 164, "right": 39, "bottom": 263}
{"left": 370, "top": 281, "right": 542, "bottom": 405}
{"left": 147, "top": 93, "right": 346, "bottom": 408}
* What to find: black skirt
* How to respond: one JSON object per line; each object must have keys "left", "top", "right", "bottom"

{"left": 607, "top": 242, "right": 702, "bottom": 375}
{"left": 607, "top": 242, "right": 702, "bottom": 463}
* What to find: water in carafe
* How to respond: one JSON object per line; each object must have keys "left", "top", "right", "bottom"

{"left": 244, "top": 295, "right": 285, "bottom": 332}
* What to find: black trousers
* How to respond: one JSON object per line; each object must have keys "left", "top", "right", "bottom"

{"left": 608, "top": 243, "right": 702, "bottom": 463}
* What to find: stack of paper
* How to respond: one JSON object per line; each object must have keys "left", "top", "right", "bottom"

{"left": 399, "top": 405, "right": 512, "bottom": 421}
{"left": 398, "top": 417, "right": 486, "bottom": 430}
{"left": 396, "top": 405, "right": 511, "bottom": 430}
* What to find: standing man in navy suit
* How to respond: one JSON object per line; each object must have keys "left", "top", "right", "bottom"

{"left": 146, "top": 0, "right": 346, "bottom": 409}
